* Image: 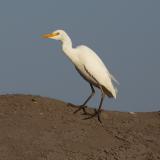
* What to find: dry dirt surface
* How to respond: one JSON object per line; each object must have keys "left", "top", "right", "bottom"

{"left": 0, "top": 94, "right": 159, "bottom": 160}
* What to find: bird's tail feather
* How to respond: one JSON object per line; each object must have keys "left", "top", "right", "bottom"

{"left": 110, "top": 74, "right": 120, "bottom": 85}
{"left": 102, "top": 85, "right": 117, "bottom": 99}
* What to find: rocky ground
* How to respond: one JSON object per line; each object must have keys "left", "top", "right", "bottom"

{"left": 0, "top": 94, "right": 159, "bottom": 160}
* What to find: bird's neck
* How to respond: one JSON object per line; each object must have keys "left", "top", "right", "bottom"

{"left": 62, "top": 35, "right": 73, "bottom": 52}
{"left": 61, "top": 35, "right": 78, "bottom": 64}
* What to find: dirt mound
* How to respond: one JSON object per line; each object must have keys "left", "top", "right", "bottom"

{"left": 0, "top": 94, "right": 159, "bottom": 160}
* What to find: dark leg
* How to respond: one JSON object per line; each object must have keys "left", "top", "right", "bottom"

{"left": 84, "top": 86, "right": 105, "bottom": 123}
{"left": 97, "top": 86, "right": 105, "bottom": 122}
{"left": 74, "top": 83, "right": 95, "bottom": 114}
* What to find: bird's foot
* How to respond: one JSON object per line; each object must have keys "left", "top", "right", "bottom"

{"left": 83, "top": 109, "right": 102, "bottom": 123}
{"left": 73, "top": 105, "right": 89, "bottom": 115}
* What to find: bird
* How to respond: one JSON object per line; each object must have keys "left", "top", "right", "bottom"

{"left": 42, "top": 29, "right": 118, "bottom": 123}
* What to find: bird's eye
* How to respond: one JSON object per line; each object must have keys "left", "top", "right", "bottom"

{"left": 56, "top": 32, "right": 60, "bottom": 35}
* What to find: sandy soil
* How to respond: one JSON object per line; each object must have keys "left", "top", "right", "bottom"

{"left": 0, "top": 94, "right": 159, "bottom": 160}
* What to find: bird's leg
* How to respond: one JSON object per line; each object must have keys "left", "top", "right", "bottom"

{"left": 74, "top": 83, "right": 95, "bottom": 114}
{"left": 96, "top": 87, "right": 105, "bottom": 123}
{"left": 84, "top": 86, "right": 105, "bottom": 123}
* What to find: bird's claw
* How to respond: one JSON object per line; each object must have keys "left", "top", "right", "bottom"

{"left": 83, "top": 109, "right": 102, "bottom": 123}
{"left": 73, "top": 105, "right": 87, "bottom": 114}
{"left": 73, "top": 105, "right": 102, "bottom": 123}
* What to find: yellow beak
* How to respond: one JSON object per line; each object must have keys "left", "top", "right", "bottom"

{"left": 41, "top": 32, "right": 59, "bottom": 39}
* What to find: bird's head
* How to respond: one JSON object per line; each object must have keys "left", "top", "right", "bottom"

{"left": 42, "top": 29, "right": 67, "bottom": 41}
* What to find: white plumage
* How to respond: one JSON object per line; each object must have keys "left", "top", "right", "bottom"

{"left": 75, "top": 45, "right": 117, "bottom": 98}
{"left": 42, "top": 29, "right": 118, "bottom": 123}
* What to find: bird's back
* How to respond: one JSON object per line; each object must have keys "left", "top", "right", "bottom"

{"left": 75, "top": 45, "right": 117, "bottom": 98}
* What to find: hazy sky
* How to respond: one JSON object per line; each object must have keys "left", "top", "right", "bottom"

{"left": 0, "top": 0, "right": 160, "bottom": 112}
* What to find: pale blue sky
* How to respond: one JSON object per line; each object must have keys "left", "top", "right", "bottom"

{"left": 0, "top": 0, "right": 160, "bottom": 111}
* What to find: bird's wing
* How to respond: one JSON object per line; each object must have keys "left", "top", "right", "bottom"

{"left": 76, "top": 45, "right": 117, "bottom": 97}
{"left": 78, "top": 45, "right": 119, "bottom": 84}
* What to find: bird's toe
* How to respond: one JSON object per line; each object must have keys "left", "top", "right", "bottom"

{"left": 73, "top": 105, "right": 87, "bottom": 114}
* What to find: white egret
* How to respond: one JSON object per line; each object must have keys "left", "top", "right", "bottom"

{"left": 42, "top": 30, "right": 118, "bottom": 123}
